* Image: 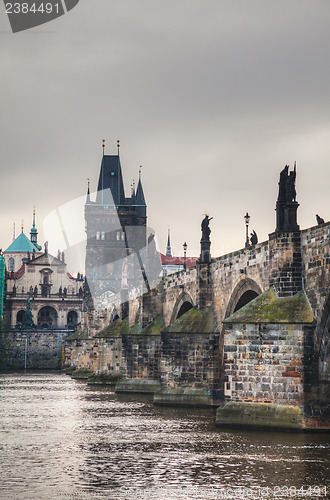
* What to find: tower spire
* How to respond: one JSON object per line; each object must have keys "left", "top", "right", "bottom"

{"left": 30, "top": 208, "right": 40, "bottom": 249}
{"left": 102, "top": 139, "right": 105, "bottom": 157}
{"left": 166, "top": 226, "right": 172, "bottom": 257}
{"left": 117, "top": 139, "right": 120, "bottom": 155}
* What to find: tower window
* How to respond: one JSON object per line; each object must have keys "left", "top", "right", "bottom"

{"left": 8, "top": 257, "right": 15, "bottom": 272}
{"left": 116, "top": 231, "right": 120, "bottom": 241}
{"left": 101, "top": 232, "right": 105, "bottom": 240}
{"left": 121, "top": 232, "right": 125, "bottom": 241}
{"left": 96, "top": 232, "right": 100, "bottom": 240}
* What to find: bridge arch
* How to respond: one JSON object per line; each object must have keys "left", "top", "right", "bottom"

{"left": 170, "top": 291, "right": 194, "bottom": 323}
{"left": 110, "top": 308, "right": 120, "bottom": 323}
{"left": 225, "top": 278, "right": 262, "bottom": 319}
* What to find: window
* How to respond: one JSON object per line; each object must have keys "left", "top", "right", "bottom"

{"left": 116, "top": 231, "right": 120, "bottom": 241}
{"left": 8, "top": 257, "right": 15, "bottom": 272}
{"left": 96, "top": 232, "right": 100, "bottom": 240}
{"left": 101, "top": 232, "right": 105, "bottom": 240}
{"left": 121, "top": 232, "right": 125, "bottom": 241}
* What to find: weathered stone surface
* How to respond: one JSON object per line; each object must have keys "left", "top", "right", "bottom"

{"left": 115, "top": 379, "right": 161, "bottom": 394}
{"left": 216, "top": 402, "right": 304, "bottom": 431}
{"left": 154, "top": 388, "right": 212, "bottom": 407}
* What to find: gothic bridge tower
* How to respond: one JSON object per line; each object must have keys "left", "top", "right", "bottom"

{"left": 85, "top": 144, "right": 147, "bottom": 303}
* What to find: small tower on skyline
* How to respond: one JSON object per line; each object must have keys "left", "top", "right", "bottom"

{"left": 166, "top": 227, "right": 172, "bottom": 257}
{"left": 30, "top": 208, "right": 41, "bottom": 251}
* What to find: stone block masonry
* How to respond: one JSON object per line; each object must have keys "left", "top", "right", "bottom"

{"left": 222, "top": 322, "right": 307, "bottom": 406}
{"left": 1, "top": 329, "right": 69, "bottom": 369}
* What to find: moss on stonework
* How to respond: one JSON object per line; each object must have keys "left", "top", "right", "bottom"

{"left": 71, "top": 368, "right": 94, "bottom": 379}
{"left": 162, "top": 307, "right": 217, "bottom": 334}
{"left": 65, "top": 329, "right": 89, "bottom": 341}
{"left": 140, "top": 315, "right": 165, "bottom": 336}
{"left": 95, "top": 318, "right": 130, "bottom": 338}
{"left": 224, "top": 287, "right": 314, "bottom": 324}
{"left": 96, "top": 315, "right": 165, "bottom": 338}
{"left": 88, "top": 372, "right": 122, "bottom": 385}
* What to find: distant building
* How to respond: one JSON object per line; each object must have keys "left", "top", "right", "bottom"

{"left": 4, "top": 212, "right": 83, "bottom": 330}
{"left": 160, "top": 228, "right": 198, "bottom": 275}
{"left": 160, "top": 253, "right": 198, "bottom": 276}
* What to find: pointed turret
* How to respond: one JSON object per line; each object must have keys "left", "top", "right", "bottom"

{"left": 95, "top": 155, "right": 125, "bottom": 206}
{"left": 166, "top": 227, "right": 172, "bottom": 257}
{"left": 136, "top": 167, "right": 146, "bottom": 219}
{"left": 30, "top": 208, "right": 41, "bottom": 251}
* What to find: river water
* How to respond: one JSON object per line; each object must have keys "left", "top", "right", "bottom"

{"left": 0, "top": 372, "right": 329, "bottom": 500}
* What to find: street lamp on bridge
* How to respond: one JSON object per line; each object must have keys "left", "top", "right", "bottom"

{"left": 183, "top": 242, "right": 187, "bottom": 270}
{"left": 244, "top": 212, "right": 250, "bottom": 249}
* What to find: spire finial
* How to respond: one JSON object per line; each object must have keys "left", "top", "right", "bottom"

{"left": 21, "top": 220, "right": 24, "bottom": 233}
{"left": 32, "top": 206, "right": 36, "bottom": 228}
{"left": 102, "top": 139, "right": 105, "bottom": 157}
{"left": 139, "top": 165, "right": 142, "bottom": 179}
{"left": 117, "top": 139, "right": 120, "bottom": 155}
{"left": 86, "top": 177, "right": 91, "bottom": 203}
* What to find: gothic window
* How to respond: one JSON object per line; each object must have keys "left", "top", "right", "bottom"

{"left": 8, "top": 257, "right": 15, "bottom": 272}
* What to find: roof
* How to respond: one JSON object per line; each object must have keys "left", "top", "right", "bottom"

{"left": 160, "top": 253, "right": 198, "bottom": 269}
{"left": 223, "top": 287, "right": 314, "bottom": 324}
{"left": 96, "top": 155, "right": 125, "bottom": 205}
{"left": 13, "top": 265, "right": 25, "bottom": 279}
{"left": 136, "top": 176, "right": 146, "bottom": 206}
{"left": 162, "top": 307, "right": 217, "bottom": 334}
{"left": 5, "top": 231, "right": 39, "bottom": 253}
{"left": 28, "top": 253, "right": 65, "bottom": 267}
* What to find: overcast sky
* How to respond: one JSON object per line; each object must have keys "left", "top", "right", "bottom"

{"left": 1, "top": 0, "right": 330, "bottom": 273}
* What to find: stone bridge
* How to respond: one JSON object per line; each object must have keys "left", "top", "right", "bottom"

{"left": 66, "top": 176, "right": 330, "bottom": 430}
{"left": 143, "top": 223, "right": 330, "bottom": 340}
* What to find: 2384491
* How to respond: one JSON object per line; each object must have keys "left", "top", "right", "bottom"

{"left": 5, "top": 3, "right": 60, "bottom": 14}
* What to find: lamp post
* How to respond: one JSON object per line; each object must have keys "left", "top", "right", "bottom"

{"left": 183, "top": 242, "right": 187, "bottom": 270}
{"left": 244, "top": 212, "right": 250, "bottom": 248}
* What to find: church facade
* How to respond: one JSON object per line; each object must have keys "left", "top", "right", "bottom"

{"left": 4, "top": 214, "right": 83, "bottom": 330}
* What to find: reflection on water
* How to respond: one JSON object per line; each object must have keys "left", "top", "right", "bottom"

{"left": 0, "top": 372, "right": 329, "bottom": 499}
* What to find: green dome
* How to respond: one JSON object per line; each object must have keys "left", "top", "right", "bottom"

{"left": 5, "top": 231, "right": 39, "bottom": 253}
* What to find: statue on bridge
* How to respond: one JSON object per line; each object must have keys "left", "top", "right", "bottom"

{"left": 201, "top": 215, "right": 213, "bottom": 241}
{"left": 250, "top": 230, "right": 258, "bottom": 246}
{"left": 278, "top": 163, "right": 296, "bottom": 203}
{"left": 276, "top": 163, "right": 299, "bottom": 233}
{"left": 199, "top": 215, "right": 213, "bottom": 264}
